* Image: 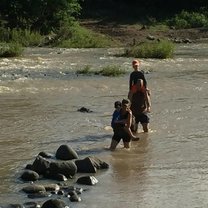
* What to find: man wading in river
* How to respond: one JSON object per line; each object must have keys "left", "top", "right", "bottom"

{"left": 128, "top": 59, "right": 150, "bottom": 100}
{"left": 129, "top": 79, "right": 151, "bottom": 133}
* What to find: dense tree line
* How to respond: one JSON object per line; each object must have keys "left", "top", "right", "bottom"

{"left": 0, "top": 0, "right": 81, "bottom": 34}
{"left": 0, "top": 0, "right": 207, "bottom": 34}
{"left": 80, "top": 0, "right": 208, "bottom": 19}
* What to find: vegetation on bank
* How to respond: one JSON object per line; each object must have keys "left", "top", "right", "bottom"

{"left": 167, "top": 10, "right": 208, "bottom": 29}
{"left": 76, "top": 65, "right": 126, "bottom": 77}
{"left": 124, "top": 40, "right": 175, "bottom": 59}
{"left": 52, "top": 23, "right": 120, "bottom": 48}
{"left": 0, "top": 0, "right": 208, "bottom": 58}
{"left": 0, "top": 42, "right": 23, "bottom": 57}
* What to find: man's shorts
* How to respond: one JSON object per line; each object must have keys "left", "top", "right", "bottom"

{"left": 112, "top": 128, "right": 131, "bottom": 143}
{"left": 135, "top": 112, "right": 150, "bottom": 124}
{"left": 131, "top": 84, "right": 138, "bottom": 93}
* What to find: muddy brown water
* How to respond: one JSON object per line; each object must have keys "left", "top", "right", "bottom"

{"left": 0, "top": 44, "right": 208, "bottom": 207}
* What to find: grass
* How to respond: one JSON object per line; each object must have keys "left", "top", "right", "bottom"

{"left": 55, "top": 23, "right": 121, "bottom": 48}
{"left": 0, "top": 42, "right": 23, "bottom": 57}
{"left": 124, "top": 40, "right": 175, "bottom": 59}
{"left": 76, "top": 65, "right": 126, "bottom": 77}
{"left": 0, "top": 28, "right": 44, "bottom": 46}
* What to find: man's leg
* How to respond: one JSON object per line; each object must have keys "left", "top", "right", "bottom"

{"left": 141, "top": 113, "right": 150, "bottom": 132}
{"left": 123, "top": 141, "right": 130, "bottom": 149}
{"left": 141, "top": 123, "right": 149, "bottom": 132}
{"left": 109, "top": 139, "right": 119, "bottom": 151}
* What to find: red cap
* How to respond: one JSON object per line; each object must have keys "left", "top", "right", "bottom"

{"left": 132, "top": 59, "right": 140, "bottom": 66}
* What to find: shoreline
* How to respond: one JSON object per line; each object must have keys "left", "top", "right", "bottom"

{"left": 80, "top": 20, "right": 208, "bottom": 46}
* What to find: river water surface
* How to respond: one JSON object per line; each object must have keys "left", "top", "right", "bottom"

{"left": 0, "top": 44, "right": 208, "bottom": 207}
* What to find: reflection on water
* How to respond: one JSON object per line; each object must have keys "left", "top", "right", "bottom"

{"left": 0, "top": 44, "right": 208, "bottom": 207}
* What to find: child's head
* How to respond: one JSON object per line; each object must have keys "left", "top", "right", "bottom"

{"left": 114, "top": 101, "right": 121, "bottom": 109}
{"left": 132, "top": 59, "right": 140, "bottom": 70}
{"left": 121, "top": 98, "right": 131, "bottom": 108}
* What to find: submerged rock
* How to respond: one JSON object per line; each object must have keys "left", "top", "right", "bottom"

{"left": 77, "top": 107, "right": 93, "bottom": 113}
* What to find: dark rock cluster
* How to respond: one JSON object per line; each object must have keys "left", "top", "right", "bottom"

{"left": 4, "top": 144, "right": 109, "bottom": 208}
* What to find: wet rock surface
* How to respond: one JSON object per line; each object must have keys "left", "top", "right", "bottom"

{"left": 2, "top": 144, "right": 109, "bottom": 207}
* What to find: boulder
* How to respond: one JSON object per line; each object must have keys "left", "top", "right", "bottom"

{"left": 76, "top": 176, "right": 98, "bottom": 185}
{"left": 44, "top": 184, "right": 60, "bottom": 192}
{"left": 20, "top": 170, "right": 39, "bottom": 181}
{"left": 27, "top": 192, "right": 51, "bottom": 199}
{"left": 68, "top": 190, "right": 81, "bottom": 202}
{"left": 22, "top": 184, "right": 46, "bottom": 194}
{"left": 8, "top": 204, "right": 24, "bottom": 208}
{"left": 49, "top": 161, "right": 77, "bottom": 178}
{"left": 23, "top": 201, "right": 40, "bottom": 208}
{"left": 77, "top": 107, "right": 93, "bottom": 113}
{"left": 88, "top": 156, "right": 109, "bottom": 169}
{"left": 41, "top": 199, "right": 68, "bottom": 208}
{"left": 31, "top": 155, "right": 50, "bottom": 175}
{"left": 75, "top": 156, "right": 109, "bottom": 173}
{"left": 38, "top": 151, "right": 53, "bottom": 158}
{"left": 55, "top": 145, "right": 79, "bottom": 160}
{"left": 75, "top": 157, "right": 96, "bottom": 173}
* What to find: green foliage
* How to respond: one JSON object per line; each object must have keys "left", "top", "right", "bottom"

{"left": 56, "top": 23, "right": 120, "bottom": 48}
{"left": 0, "top": 0, "right": 81, "bottom": 34}
{"left": 124, "top": 40, "right": 175, "bottom": 59}
{"left": 168, "top": 11, "right": 208, "bottom": 29}
{"left": 10, "top": 29, "right": 43, "bottom": 46}
{"left": 76, "top": 65, "right": 92, "bottom": 75}
{"left": 0, "top": 42, "right": 23, "bottom": 57}
{"left": 0, "top": 28, "right": 43, "bottom": 46}
{"left": 96, "top": 65, "right": 126, "bottom": 77}
{"left": 76, "top": 65, "right": 126, "bottom": 77}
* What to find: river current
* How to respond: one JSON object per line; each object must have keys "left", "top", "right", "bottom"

{"left": 0, "top": 44, "right": 208, "bottom": 207}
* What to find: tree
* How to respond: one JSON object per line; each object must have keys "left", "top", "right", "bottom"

{"left": 0, "top": 0, "right": 81, "bottom": 34}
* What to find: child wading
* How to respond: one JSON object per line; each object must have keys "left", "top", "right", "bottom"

{"left": 110, "top": 99, "right": 139, "bottom": 151}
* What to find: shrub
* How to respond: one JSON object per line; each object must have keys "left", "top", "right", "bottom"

{"left": 10, "top": 29, "right": 43, "bottom": 46}
{"left": 55, "top": 23, "right": 120, "bottom": 48}
{"left": 76, "top": 65, "right": 126, "bottom": 77}
{"left": 96, "top": 65, "right": 126, "bottom": 77}
{"left": 124, "top": 40, "right": 175, "bottom": 59}
{"left": 168, "top": 11, "right": 208, "bottom": 29}
{"left": 0, "top": 42, "right": 23, "bottom": 57}
{"left": 0, "top": 28, "right": 43, "bottom": 46}
{"left": 76, "top": 65, "right": 92, "bottom": 75}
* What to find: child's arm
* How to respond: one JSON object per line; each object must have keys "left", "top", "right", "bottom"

{"left": 124, "top": 110, "right": 139, "bottom": 140}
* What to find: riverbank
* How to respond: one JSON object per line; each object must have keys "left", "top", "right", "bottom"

{"left": 80, "top": 19, "right": 208, "bottom": 46}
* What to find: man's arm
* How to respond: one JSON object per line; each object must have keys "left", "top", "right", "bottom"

{"left": 141, "top": 73, "right": 147, "bottom": 88}
{"left": 144, "top": 90, "right": 151, "bottom": 112}
{"left": 129, "top": 73, "right": 133, "bottom": 90}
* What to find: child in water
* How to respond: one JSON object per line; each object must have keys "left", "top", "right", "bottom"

{"left": 110, "top": 99, "right": 139, "bottom": 151}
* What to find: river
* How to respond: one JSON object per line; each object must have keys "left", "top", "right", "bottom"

{"left": 0, "top": 44, "right": 208, "bottom": 207}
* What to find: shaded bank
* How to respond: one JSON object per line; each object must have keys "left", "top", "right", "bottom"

{"left": 80, "top": 20, "right": 208, "bottom": 47}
